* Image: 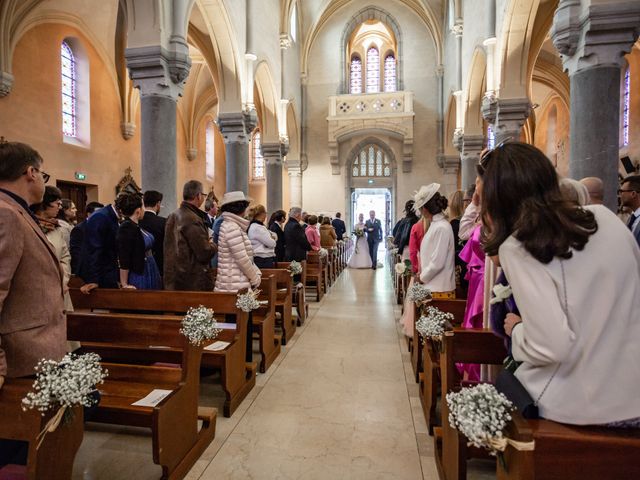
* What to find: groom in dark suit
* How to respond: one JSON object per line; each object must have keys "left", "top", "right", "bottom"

{"left": 365, "top": 210, "right": 383, "bottom": 269}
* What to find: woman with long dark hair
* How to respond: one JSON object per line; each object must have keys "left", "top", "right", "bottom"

{"left": 482, "top": 142, "right": 640, "bottom": 426}
{"left": 268, "top": 209, "right": 287, "bottom": 262}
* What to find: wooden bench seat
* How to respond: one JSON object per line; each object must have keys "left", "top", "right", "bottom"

{"left": 69, "top": 288, "right": 256, "bottom": 418}
{"left": 0, "top": 379, "right": 84, "bottom": 480}
{"left": 305, "top": 252, "right": 325, "bottom": 301}
{"left": 66, "top": 311, "right": 216, "bottom": 480}
{"left": 276, "top": 261, "right": 308, "bottom": 326}
{"left": 260, "top": 269, "right": 296, "bottom": 345}
{"left": 252, "top": 275, "right": 281, "bottom": 373}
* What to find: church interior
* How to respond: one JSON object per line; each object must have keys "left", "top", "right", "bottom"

{"left": 1, "top": 0, "right": 639, "bottom": 479}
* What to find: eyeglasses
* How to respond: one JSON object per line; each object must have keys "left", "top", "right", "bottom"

{"left": 618, "top": 189, "right": 639, "bottom": 194}
{"left": 479, "top": 137, "right": 513, "bottom": 170}
{"left": 24, "top": 167, "right": 50, "bottom": 184}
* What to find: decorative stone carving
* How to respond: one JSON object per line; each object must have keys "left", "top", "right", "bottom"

{"left": 495, "top": 98, "right": 531, "bottom": 143}
{"left": 120, "top": 122, "right": 136, "bottom": 140}
{"left": 279, "top": 33, "right": 292, "bottom": 49}
{"left": 115, "top": 167, "right": 141, "bottom": 196}
{"left": 451, "top": 21, "right": 464, "bottom": 37}
{"left": 125, "top": 44, "right": 192, "bottom": 100}
{"left": 261, "top": 142, "right": 283, "bottom": 166}
{"left": 452, "top": 128, "right": 464, "bottom": 152}
{"left": 217, "top": 110, "right": 257, "bottom": 144}
{"left": 481, "top": 91, "right": 498, "bottom": 124}
{"left": 551, "top": 0, "right": 582, "bottom": 57}
{"left": 186, "top": 148, "right": 197, "bottom": 161}
{"left": 437, "top": 154, "right": 460, "bottom": 175}
{"left": 0, "top": 72, "right": 14, "bottom": 97}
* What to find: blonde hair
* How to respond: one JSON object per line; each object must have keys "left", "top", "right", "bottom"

{"left": 448, "top": 190, "right": 465, "bottom": 220}
{"left": 247, "top": 204, "right": 267, "bottom": 221}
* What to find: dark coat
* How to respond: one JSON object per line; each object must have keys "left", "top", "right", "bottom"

{"left": 139, "top": 211, "right": 166, "bottom": 273}
{"left": 78, "top": 205, "right": 120, "bottom": 288}
{"left": 116, "top": 219, "right": 146, "bottom": 275}
{"left": 284, "top": 217, "right": 311, "bottom": 262}
{"left": 269, "top": 221, "right": 286, "bottom": 262}
{"left": 331, "top": 218, "right": 346, "bottom": 240}
{"left": 164, "top": 202, "right": 217, "bottom": 291}
{"left": 365, "top": 218, "right": 383, "bottom": 243}
{"left": 69, "top": 220, "right": 86, "bottom": 275}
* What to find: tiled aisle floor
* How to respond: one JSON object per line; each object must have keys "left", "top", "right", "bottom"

{"left": 74, "top": 265, "right": 474, "bottom": 479}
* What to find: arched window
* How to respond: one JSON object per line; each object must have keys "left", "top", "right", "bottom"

{"left": 205, "top": 121, "right": 215, "bottom": 181}
{"left": 290, "top": 2, "right": 297, "bottom": 43}
{"left": 365, "top": 46, "right": 380, "bottom": 93}
{"left": 61, "top": 41, "right": 77, "bottom": 138}
{"left": 350, "top": 55, "right": 362, "bottom": 94}
{"left": 252, "top": 130, "right": 265, "bottom": 180}
{"left": 384, "top": 53, "right": 396, "bottom": 92}
{"left": 352, "top": 144, "right": 391, "bottom": 177}
{"left": 623, "top": 67, "right": 630, "bottom": 147}
{"left": 487, "top": 124, "right": 495, "bottom": 150}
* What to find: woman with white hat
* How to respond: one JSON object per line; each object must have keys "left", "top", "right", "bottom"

{"left": 414, "top": 183, "right": 456, "bottom": 298}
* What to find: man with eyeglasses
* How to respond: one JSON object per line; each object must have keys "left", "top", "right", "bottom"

{"left": 0, "top": 139, "right": 67, "bottom": 463}
{"left": 619, "top": 175, "right": 640, "bottom": 248}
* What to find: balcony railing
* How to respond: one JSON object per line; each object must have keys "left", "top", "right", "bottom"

{"left": 328, "top": 91, "right": 413, "bottom": 118}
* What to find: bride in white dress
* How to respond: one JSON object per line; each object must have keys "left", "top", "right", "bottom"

{"left": 348, "top": 213, "right": 373, "bottom": 269}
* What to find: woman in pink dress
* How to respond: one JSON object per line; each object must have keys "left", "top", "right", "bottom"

{"left": 401, "top": 218, "right": 428, "bottom": 337}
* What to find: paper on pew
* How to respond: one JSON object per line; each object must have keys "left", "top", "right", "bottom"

{"left": 205, "top": 341, "right": 231, "bottom": 351}
{"left": 132, "top": 389, "right": 173, "bottom": 407}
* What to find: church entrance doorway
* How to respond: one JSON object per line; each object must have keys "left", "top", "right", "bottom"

{"left": 351, "top": 187, "right": 392, "bottom": 238}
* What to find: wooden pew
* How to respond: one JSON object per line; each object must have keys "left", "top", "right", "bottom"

{"left": 253, "top": 275, "right": 281, "bottom": 373}
{"left": 259, "top": 268, "right": 296, "bottom": 345}
{"left": 275, "top": 261, "right": 308, "bottom": 326}
{"left": 69, "top": 288, "right": 256, "bottom": 418}
{"left": 417, "top": 300, "right": 467, "bottom": 434}
{"left": 305, "top": 252, "right": 325, "bottom": 301}
{"left": 434, "top": 328, "right": 507, "bottom": 480}
{"left": 497, "top": 409, "right": 640, "bottom": 480}
{"left": 0, "top": 379, "right": 84, "bottom": 480}
{"left": 66, "top": 311, "right": 217, "bottom": 480}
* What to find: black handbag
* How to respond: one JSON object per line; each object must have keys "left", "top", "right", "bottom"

{"left": 495, "top": 262, "right": 567, "bottom": 419}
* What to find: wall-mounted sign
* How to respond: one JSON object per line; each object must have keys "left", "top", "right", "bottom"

{"left": 74, "top": 172, "right": 86, "bottom": 181}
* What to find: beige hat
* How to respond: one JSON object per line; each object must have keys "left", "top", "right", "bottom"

{"left": 413, "top": 183, "right": 441, "bottom": 213}
{"left": 220, "top": 191, "right": 250, "bottom": 207}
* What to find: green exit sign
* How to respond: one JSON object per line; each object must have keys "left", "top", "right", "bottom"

{"left": 75, "top": 172, "right": 86, "bottom": 181}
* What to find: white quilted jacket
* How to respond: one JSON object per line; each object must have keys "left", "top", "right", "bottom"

{"left": 214, "top": 212, "right": 262, "bottom": 292}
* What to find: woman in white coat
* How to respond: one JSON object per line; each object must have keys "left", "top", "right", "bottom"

{"left": 482, "top": 142, "right": 640, "bottom": 426}
{"left": 415, "top": 183, "right": 456, "bottom": 299}
{"left": 247, "top": 204, "right": 277, "bottom": 269}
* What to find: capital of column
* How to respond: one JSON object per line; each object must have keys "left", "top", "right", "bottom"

{"left": 437, "top": 154, "right": 460, "bottom": 175}
{"left": 0, "top": 72, "right": 14, "bottom": 97}
{"left": 186, "top": 148, "right": 197, "bottom": 161}
{"left": 261, "top": 142, "right": 283, "bottom": 166}
{"left": 481, "top": 91, "right": 498, "bottom": 124}
{"left": 552, "top": 0, "right": 640, "bottom": 75}
{"left": 216, "top": 110, "right": 257, "bottom": 144}
{"left": 462, "top": 134, "right": 485, "bottom": 157}
{"left": 452, "top": 20, "right": 463, "bottom": 37}
{"left": 452, "top": 128, "right": 464, "bottom": 153}
{"left": 126, "top": 43, "right": 191, "bottom": 100}
{"left": 279, "top": 33, "right": 292, "bottom": 49}
{"left": 495, "top": 98, "right": 531, "bottom": 143}
{"left": 120, "top": 122, "right": 136, "bottom": 140}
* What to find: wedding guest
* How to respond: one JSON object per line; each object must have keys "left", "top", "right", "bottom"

{"left": 332, "top": 212, "right": 347, "bottom": 240}
{"left": 57, "top": 198, "right": 76, "bottom": 246}
{"left": 247, "top": 204, "right": 277, "bottom": 268}
{"left": 164, "top": 180, "right": 216, "bottom": 291}
{"left": 320, "top": 217, "right": 337, "bottom": 248}
{"left": 268, "top": 209, "right": 287, "bottom": 262}
{"left": 392, "top": 200, "right": 418, "bottom": 260}
{"left": 70, "top": 201, "right": 103, "bottom": 274}
{"left": 305, "top": 215, "right": 321, "bottom": 251}
{"left": 483, "top": 142, "right": 640, "bottom": 425}
{"left": 204, "top": 192, "right": 219, "bottom": 229}
{"left": 139, "top": 190, "right": 167, "bottom": 274}
{"left": 619, "top": 175, "right": 640, "bottom": 248}
{"left": 459, "top": 182, "right": 481, "bottom": 242}
{"left": 116, "top": 193, "right": 162, "bottom": 290}
{"left": 285, "top": 207, "right": 312, "bottom": 262}
{"left": 560, "top": 178, "right": 590, "bottom": 206}
{"left": 408, "top": 215, "right": 428, "bottom": 275}
{"left": 31, "top": 186, "right": 73, "bottom": 312}
{"left": 462, "top": 184, "right": 475, "bottom": 210}
{"left": 448, "top": 190, "right": 468, "bottom": 295}
{"left": 416, "top": 183, "right": 455, "bottom": 298}
{"left": 0, "top": 140, "right": 67, "bottom": 466}
{"left": 580, "top": 176, "right": 604, "bottom": 205}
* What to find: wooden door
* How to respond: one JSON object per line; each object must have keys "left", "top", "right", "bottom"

{"left": 56, "top": 181, "right": 87, "bottom": 221}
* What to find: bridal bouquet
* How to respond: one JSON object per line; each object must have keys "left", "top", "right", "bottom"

{"left": 394, "top": 259, "right": 412, "bottom": 277}
{"left": 22, "top": 352, "right": 107, "bottom": 415}
{"left": 288, "top": 260, "right": 303, "bottom": 276}
{"left": 180, "top": 306, "right": 222, "bottom": 346}
{"left": 236, "top": 289, "right": 263, "bottom": 312}
{"left": 352, "top": 228, "right": 365, "bottom": 239}
{"left": 407, "top": 282, "right": 432, "bottom": 304}
{"left": 416, "top": 306, "right": 454, "bottom": 343}
{"left": 446, "top": 384, "right": 516, "bottom": 456}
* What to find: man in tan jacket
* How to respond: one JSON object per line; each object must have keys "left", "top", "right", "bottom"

{"left": 0, "top": 140, "right": 67, "bottom": 388}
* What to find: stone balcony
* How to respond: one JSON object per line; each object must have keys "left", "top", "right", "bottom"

{"left": 327, "top": 91, "right": 415, "bottom": 174}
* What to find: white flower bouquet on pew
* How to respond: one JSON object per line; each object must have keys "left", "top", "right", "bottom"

{"left": 22, "top": 352, "right": 107, "bottom": 447}
{"left": 180, "top": 306, "right": 222, "bottom": 346}
{"left": 407, "top": 282, "right": 432, "bottom": 305}
{"left": 416, "top": 306, "right": 454, "bottom": 344}
{"left": 447, "top": 384, "right": 517, "bottom": 458}
{"left": 394, "top": 259, "right": 412, "bottom": 277}
{"left": 236, "top": 289, "right": 265, "bottom": 312}
{"left": 319, "top": 247, "right": 329, "bottom": 259}
{"left": 288, "top": 260, "right": 303, "bottom": 277}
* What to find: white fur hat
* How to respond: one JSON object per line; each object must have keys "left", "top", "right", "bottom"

{"left": 220, "top": 191, "right": 250, "bottom": 206}
{"left": 413, "top": 183, "right": 441, "bottom": 213}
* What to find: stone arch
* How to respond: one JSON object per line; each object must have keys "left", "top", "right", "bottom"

{"left": 463, "top": 46, "right": 487, "bottom": 136}
{"left": 302, "top": 0, "right": 443, "bottom": 78}
{"left": 254, "top": 61, "right": 279, "bottom": 143}
{"left": 339, "top": 6, "right": 404, "bottom": 93}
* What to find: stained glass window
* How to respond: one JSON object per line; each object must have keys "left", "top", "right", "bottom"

{"left": 623, "top": 68, "right": 630, "bottom": 147}
{"left": 366, "top": 46, "right": 380, "bottom": 93}
{"left": 252, "top": 130, "right": 265, "bottom": 180}
{"left": 352, "top": 145, "right": 391, "bottom": 177}
{"left": 350, "top": 56, "right": 362, "bottom": 94}
{"left": 206, "top": 121, "right": 215, "bottom": 181}
{"left": 384, "top": 54, "right": 396, "bottom": 92}
{"left": 61, "top": 42, "right": 77, "bottom": 138}
{"left": 487, "top": 124, "right": 496, "bottom": 150}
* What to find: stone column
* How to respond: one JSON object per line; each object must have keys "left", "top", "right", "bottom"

{"left": 552, "top": 0, "right": 640, "bottom": 210}
{"left": 217, "top": 110, "right": 257, "bottom": 194}
{"left": 262, "top": 142, "right": 286, "bottom": 213}
{"left": 494, "top": 98, "right": 531, "bottom": 144}
{"left": 461, "top": 135, "right": 485, "bottom": 191}
{"left": 453, "top": 22, "right": 464, "bottom": 91}
{"left": 288, "top": 164, "right": 303, "bottom": 208}
{"left": 126, "top": 45, "right": 191, "bottom": 212}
